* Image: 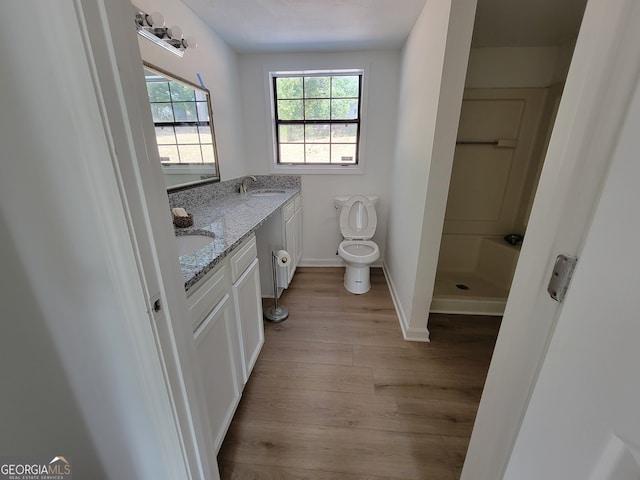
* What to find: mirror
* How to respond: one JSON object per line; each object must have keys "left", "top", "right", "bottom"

{"left": 143, "top": 62, "right": 220, "bottom": 191}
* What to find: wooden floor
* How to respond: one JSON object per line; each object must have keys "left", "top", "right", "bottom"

{"left": 218, "top": 267, "right": 501, "bottom": 479}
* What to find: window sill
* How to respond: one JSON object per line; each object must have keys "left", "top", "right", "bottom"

{"left": 269, "top": 163, "right": 364, "bottom": 175}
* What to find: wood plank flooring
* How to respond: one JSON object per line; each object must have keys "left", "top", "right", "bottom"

{"left": 218, "top": 267, "right": 501, "bottom": 479}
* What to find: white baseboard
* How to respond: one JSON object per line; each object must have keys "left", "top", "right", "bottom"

{"left": 382, "top": 264, "right": 430, "bottom": 342}
{"left": 298, "top": 258, "right": 343, "bottom": 267}
{"left": 298, "top": 258, "right": 385, "bottom": 268}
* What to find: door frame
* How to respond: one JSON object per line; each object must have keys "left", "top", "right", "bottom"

{"left": 76, "top": 0, "right": 218, "bottom": 478}
{"left": 461, "top": 0, "right": 640, "bottom": 478}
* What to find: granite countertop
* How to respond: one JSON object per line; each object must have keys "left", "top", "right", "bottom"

{"left": 174, "top": 185, "right": 300, "bottom": 291}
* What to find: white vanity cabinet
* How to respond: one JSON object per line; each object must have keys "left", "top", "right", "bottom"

{"left": 229, "top": 236, "right": 264, "bottom": 384}
{"left": 192, "top": 292, "right": 239, "bottom": 451}
{"left": 256, "top": 194, "right": 302, "bottom": 296}
{"left": 186, "top": 233, "right": 263, "bottom": 452}
{"left": 283, "top": 194, "right": 302, "bottom": 284}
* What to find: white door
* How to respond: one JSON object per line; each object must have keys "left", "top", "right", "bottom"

{"left": 461, "top": 1, "right": 640, "bottom": 478}
{"left": 502, "top": 57, "right": 640, "bottom": 478}
{"left": 194, "top": 294, "right": 242, "bottom": 452}
{"left": 233, "top": 258, "right": 265, "bottom": 383}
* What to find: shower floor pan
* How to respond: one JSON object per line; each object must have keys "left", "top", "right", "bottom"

{"left": 431, "top": 270, "right": 509, "bottom": 316}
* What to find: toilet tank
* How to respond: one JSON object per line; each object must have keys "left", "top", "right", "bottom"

{"left": 334, "top": 195, "right": 379, "bottom": 209}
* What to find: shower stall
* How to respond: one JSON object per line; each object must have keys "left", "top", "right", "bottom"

{"left": 432, "top": 85, "right": 564, "bottom": 315}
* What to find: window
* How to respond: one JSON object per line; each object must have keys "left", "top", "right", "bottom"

{"left": 272, "top": 70, "right": 363, "bottom": 166}
{"left": 144, "top": 67, "right": 217, "bottom": 167}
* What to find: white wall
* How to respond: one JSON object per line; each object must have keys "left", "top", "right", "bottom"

{"left": 0, "top": 232, "right": 106, "bottom": 475}
{"left": 135, "top": 0, "right": 248, "bottom": 180}
{"left": 466, "top": 47, "right": 560, "bottom": 88}
{"left": 238, "top": 51, "right": 401, "bottom": 265}
{"left": 465, "top": 46, "right": 576, "bottom": 89}
{"left": 385, "top": 0, "right": 476, "bottom": 340}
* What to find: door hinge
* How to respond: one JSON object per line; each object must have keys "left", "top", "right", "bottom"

{"left": 547, "top": 254, "right": 578, "bottom": 302}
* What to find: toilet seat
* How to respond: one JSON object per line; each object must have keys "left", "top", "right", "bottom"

{"left": 338, "top": 239, "right": 380, "bottom": 264}
{"left": 339, "top": 194, "right": 377, "bottom": 240}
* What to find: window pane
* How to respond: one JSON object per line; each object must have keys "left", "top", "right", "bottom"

{"left": 196, "top": 102, "right": 209, "bottom": 122}
{"left": 332, "top": 76, "right": 359, "bottom": 98}
{"left": 198, "top": 125, "right": 212, "bottom": 144}
{"left": 173, "top": 102, "right": 198, "bottom": 122}
{"left": 155, "top": 126, "right": 176, "bottom": 145}
{"left": 276, "top": 77, "right": 303, "bottom": 99}
{"left": 195, "top": 90, "right": 207, "bottom": 101}
{"left": 331, "top": 99, "right": 359, "bottom": 120}
{"left": 280, "top": 144, "right": 305, "bottom": 164}
{"left": 158, "top": 145, "right": 179, "bottom": 163}
{"left": 278, "top": 100, "right": 303, "bottom": 120}
{"left": 331, "top": 144, "right": 357, "bottom": 164}
{"left": 175, "top": 126, "right": 200, "bottom": 144}
{"left": 178, "top": 145, "right": 203, "bottom": 163}
{"left": 305, "top": 143, "right": 331, "bottom": 163}
{"left": 169, "top": 82, "right": 195, "bottom": 101}
{"left": 305, "top": 124, "right": 330, "bottom": 143}
{"left": 331, "top": 124, "right": 357, "bottom": 143}
{"left": 305, "top": 99, "right": 330, "bottom": 120}
{"left": 304, "top": 76, "right": 330, "bottom": 98}
{"left": 273, "top": 72, "right": 362, "bottom": 166}
{"left": 147, "top": 82, "right": 170, "bottom": 102}
{"left": 201, "top": 144, "right": 216, "bottom": 164}
{"left": 150, "top": 103, "right": 174, "bottom": 122}
{"left": 279, "top": 124, "right": 304, "bottom": 143}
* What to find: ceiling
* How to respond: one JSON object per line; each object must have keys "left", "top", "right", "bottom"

{"left": 181, "top": 0, "right": 588, "bottom": 53}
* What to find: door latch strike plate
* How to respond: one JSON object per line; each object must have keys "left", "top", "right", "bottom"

{"left": 149, "top": 292, "right": 163, "bottom": 321}
{"left": 547, "top": 254, "right": 578, "bottom": 302}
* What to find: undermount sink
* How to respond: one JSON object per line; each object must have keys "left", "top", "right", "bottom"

{"left": 175, "top": 234, "right": 214, "bottom": 256}
{"left": 249, "top": 189, "right": 286, "bottom": 197}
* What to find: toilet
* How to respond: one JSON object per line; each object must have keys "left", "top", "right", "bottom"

{"left": 334, "top": 194, "right": 380, "bottom": 294}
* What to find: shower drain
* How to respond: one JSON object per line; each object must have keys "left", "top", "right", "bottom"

{"left": 456, "top": 283, "right": 470, "bottom": 291}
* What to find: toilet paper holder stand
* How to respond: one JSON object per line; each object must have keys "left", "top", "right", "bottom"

{"left": 264, "top": 250, "right": 289, "bottom": 322}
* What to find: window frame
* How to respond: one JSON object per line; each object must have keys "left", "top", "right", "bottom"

{"left": 268, "top": 69, "right": 367, "bottom": 174}
{"left": 143, "top": 63, "right": 219, "bottom": 173}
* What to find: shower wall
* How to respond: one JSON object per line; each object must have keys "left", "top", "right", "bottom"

{"left": 432, "top": 47, "right": 573, "bottom": 315}
{"left": 433, "top": 87, "right": 557, "bottom": 314}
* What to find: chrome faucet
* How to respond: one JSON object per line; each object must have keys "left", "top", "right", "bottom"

{"left": 239, "top": 175, "right": 256, "bottom": 193}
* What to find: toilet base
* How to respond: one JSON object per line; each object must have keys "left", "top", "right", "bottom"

{"left": 344, "top": 264, "right": 371, "bottom": 294}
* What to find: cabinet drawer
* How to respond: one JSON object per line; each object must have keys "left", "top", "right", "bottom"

{"left": 230, "top": 235, "right": 257, "bottom": 283}
{"left": 294, "top": 194, "right": 301, "bottom": 210}
{"left": 282, "top": 200, "right": 295, "bottom": 221}
{"left": 187, "top": 262, "right": 228, "bottom": 331}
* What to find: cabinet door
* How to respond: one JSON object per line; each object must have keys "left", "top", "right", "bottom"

{"left": 294, "top": 205, "right": 302, "bottom": 266}
{"left": 232, "top": 258, "right": 264, "bottom": 384}
{"left": 193, "top": 294, "right": 241, "bottom": 452}
{"left": 284, "top": 214, "right": 297, "bottom": 284}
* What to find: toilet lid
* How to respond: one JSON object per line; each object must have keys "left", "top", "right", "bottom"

{"left": 339, "top": 194, "right": 377, "bottom": 240}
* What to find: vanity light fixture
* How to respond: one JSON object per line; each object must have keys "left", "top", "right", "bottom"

{"left": 135, "top": 10, "right": 197, "bottom": 57}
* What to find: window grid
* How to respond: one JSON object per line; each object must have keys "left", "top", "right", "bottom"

{"left": 146, "top": 79, "right": 215, "bottom": 165}
{"left": 273, "top": 73, "right": 362, "bottom": 165}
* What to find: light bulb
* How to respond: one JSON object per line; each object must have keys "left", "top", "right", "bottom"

{"left": 146, "top": 11, "right": 164, "bottom": 27}
{"left": 182, "top": 36, "right": 198, "bottom": 49}
{"left": 167, "top": 25, "right": 182, "bottom": 39}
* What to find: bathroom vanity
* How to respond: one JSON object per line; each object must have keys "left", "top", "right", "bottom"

{"left": 187, "top": 234, "right": 261, "bottom": 451}
{"left": 169, "top": 175, "right": 301, "bottom": 451}
{"left": 255, "top": 193, "right": 302, "bottom": 296}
